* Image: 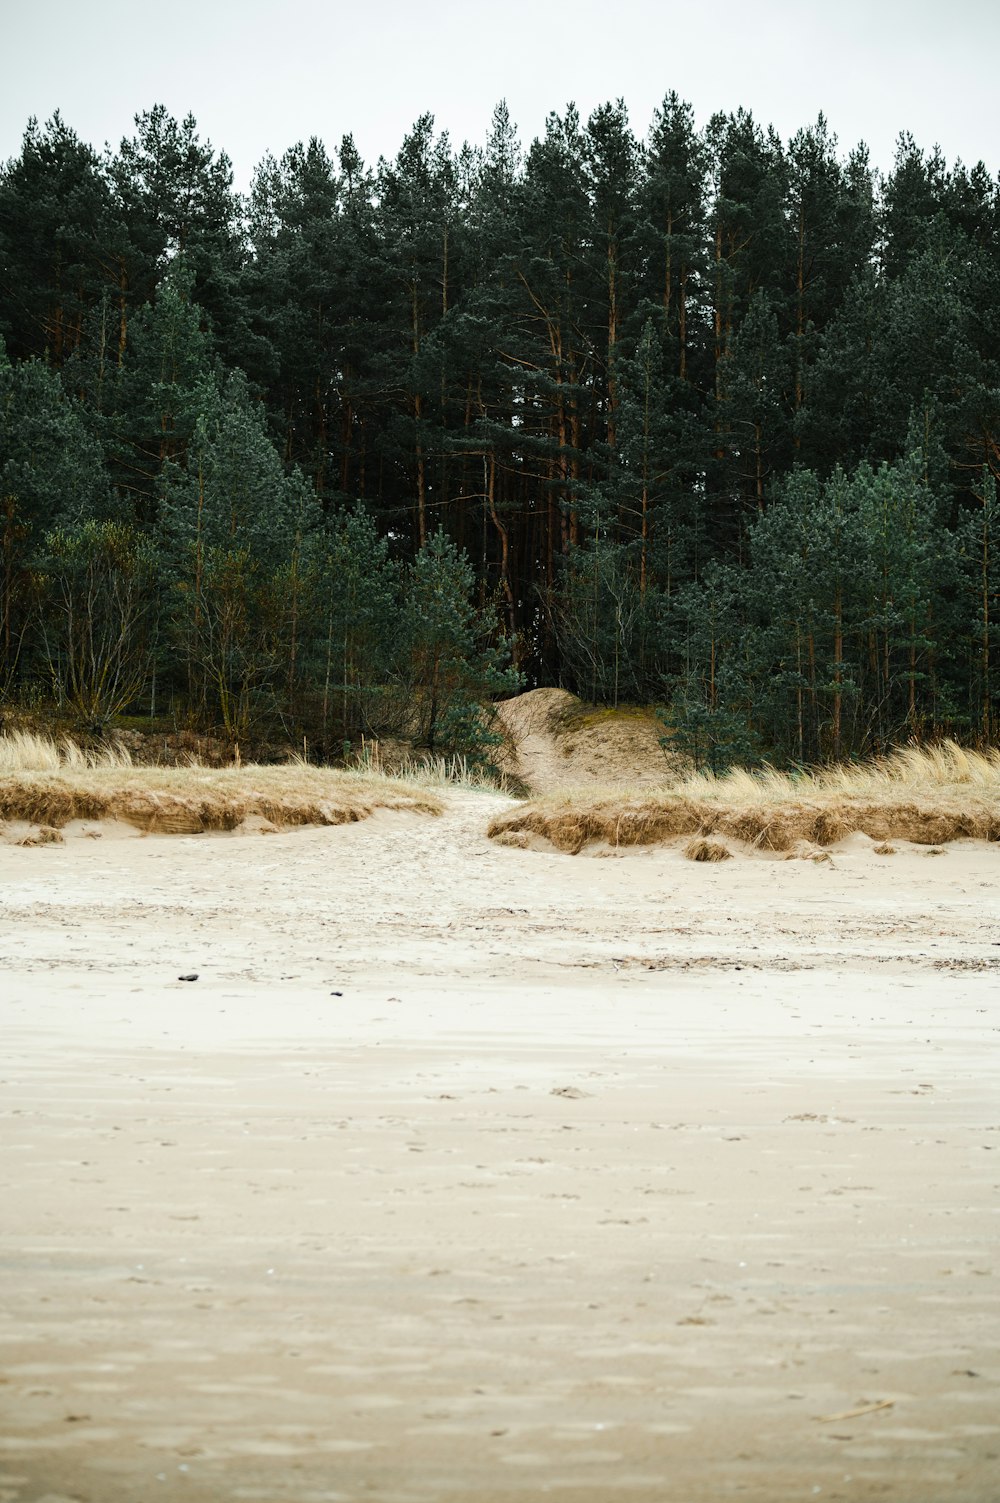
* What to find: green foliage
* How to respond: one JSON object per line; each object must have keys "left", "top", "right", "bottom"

{"left": 0, "top": 114, "right": 113, "bottom": 366}
{"left": 1, "top": 99, "right": 999, "bottom": 759}
{"left": 401, "top": 530, "right": 520, "bottom": 757}
{"left": 667, "top": 690, "right": 761, "bottom": 775}
{"left": 36, "top": 519, "right": 157, "bottom": 729}
{"left": 663, "top": 568, "right": 760, "bottom": 773}
{"left": 176, "top": 544, "right": 279, "bottom": 742}
{"left": 664, "top": 453, "right": 951, "bottom": 764}
{"left": 157, "top": 369, "right": 320, "bottom": 735}
{"left": 0, "top": 357, "right": 113, "bottom": 694}
{"left": 307, "top": 505, "right": 402, "bottom": 745}
{"left": 956, "top": 468, "right": 1000, "bottom": 739}
{"left": 117, "top": 260, "right": 218, "bottom": 519}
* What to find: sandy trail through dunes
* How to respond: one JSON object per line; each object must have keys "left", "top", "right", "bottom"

{"left": 1, "top": 789, "right": 998, "bottom": 1502}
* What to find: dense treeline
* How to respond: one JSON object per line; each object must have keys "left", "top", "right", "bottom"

{"left": 1, "top": 99, "right": 998, "bottom": 762}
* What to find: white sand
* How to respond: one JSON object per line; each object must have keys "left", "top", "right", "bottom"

{"left": 1, "top": 790, "right": 998, "bottom": 1502}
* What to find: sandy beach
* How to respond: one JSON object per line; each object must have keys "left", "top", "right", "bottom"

{"left": 1, "top": 790, "right": 998, "bottom": 1502}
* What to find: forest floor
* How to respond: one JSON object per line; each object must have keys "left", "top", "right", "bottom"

{"left": 1, "top": 786, "right": 998, "bottom": 1503}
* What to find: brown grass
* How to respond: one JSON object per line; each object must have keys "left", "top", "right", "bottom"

{"left": 683, "top": 837, "right": 732, "bottom": 863}
{"left": 16, "top": 824, "right": 65, "bottom": 847}
{"left": 0, "top": 739, "right": 444, "bottom": 837}
{"left": 487, "top": 741, "right": 1000, "bottom": 856}
{"left": 492, "top": 828, "right": 531, "bottom": 850}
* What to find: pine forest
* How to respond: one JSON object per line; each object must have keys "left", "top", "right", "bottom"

{"left": 2, "top": 98, "right": 999, "bottom": 767}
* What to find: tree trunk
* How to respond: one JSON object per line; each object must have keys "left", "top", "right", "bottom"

{"left": 807, "top": 630, "right": 818, "bottom": 757}
{"left": 412, "top": 286, "right": 426, "bottom": 546}
{"left": 606, "top": 229, "right": 618, "bottom": 450}
{"left": 117, "top": 258, "right": 129, "bottom": 366}
{"left": 832, "top": 582, "right": 843, "bottom": 759}
{"left": 796, "top": 626, "right": 805, "bottom": 763}
{"left": 486, "top": 454, "right": 517, "bottom": 653}
{"left": 795, "top": 202, "right": 805, "bottom": 419}
{"left": 340, "top": 394, "right": 353, "bottom": 494}
{"left": 983, "top": 500, "right": 991, "bottom": 738}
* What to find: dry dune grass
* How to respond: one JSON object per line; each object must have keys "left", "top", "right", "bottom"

{"left": 0, "top": 729, "right": 135, "bottom": 774}
{"left": 16, "top": 824, "right": 65, "bottom": 847}
{"left": 683, "top": 836, "right": 732, "bottom": 863}
{"left": 487, "top": 741, "right": 1000, "bottom": 856}
{"left": 0, "top": 733, "right": 443, "bottom": 837}
{"left": 354, "top": 746, "right": 513, "bottom": 793}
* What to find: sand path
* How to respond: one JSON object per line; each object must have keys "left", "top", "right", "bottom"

{"left": 1, "top": 790, "right": 998, "bottom": 1501}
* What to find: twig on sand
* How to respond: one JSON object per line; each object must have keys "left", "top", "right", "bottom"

{"left": 817, "top": 1399, "right": 895, "bottom": 1423}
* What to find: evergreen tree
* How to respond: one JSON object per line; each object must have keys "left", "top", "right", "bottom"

{"left": 0, "top": 114, "right": 113, "bottom": 366}
{"left": 106, "top": 107, "right": 250, "bottom": 369}
{"left": 0, "top": 352, "right": 112, "bottom": 694}
{"left": 668, "top": 456, "right": 951, "bottom": 763}
{"left": 376, "top": 117, "right": 465, "bottom": 545}
{"left": 115, "top": 259, "right": 217, "bottom": 522}
{"left": 306, "top": 505, "right": 401, "bottom": 748}
{"left": 666, "top": 565, "right": 757, "bottom": 772}
{"left": 158, "top": 369, "right": 316, "bottom": 734}
{"left": 720, "top": 290, "right": 791, "bottom": 514}
{"left": 956, "top": 468, "right": 1000, "bottom": 738}
{"left": 785, "top": 119, "right": 875, "bottom": 419}
{"left": 0, "top": 96, "right": 997, "bottom": 757}
{"left": 703, "top": 109, "right": 789, "bottom": 544}
{"left": 401, "top": 529, "right": 519, "bottom": 756}
{"left": 583, "top": 100, "right": 641, "bottom": 449}
{"left": 637, "top": 93, "right": 706, "bottom": 383}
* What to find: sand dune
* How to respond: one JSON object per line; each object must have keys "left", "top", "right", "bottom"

{"left": 1, "top": 787, "right": 998, "bottom": 1502}
{"left": 493, "top": 687, "right": 681, "bottom": 793}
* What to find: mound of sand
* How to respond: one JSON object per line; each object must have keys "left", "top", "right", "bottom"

{"left": 493, "top": 688, "right": 683, "bottom": 795}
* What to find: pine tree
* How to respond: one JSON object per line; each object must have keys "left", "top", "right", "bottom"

{"left": 665, "top": 565, "right": 757, "bottom": 772}
{"left": 957, "top": 468, "right": 1000, "bottom": 739}
{"left": 401, "top": 529, "right": 519, "bottom": 756}
{"left": 0, "top": 113, "right": 113, "bottom": 366}
{"left": 637, "top": 92, "right": 706, "bottom": 383}
{"left": 106, "top": 107, "right": 249, "bottom": 369}
{"left": 158, "top": 368, "right": 315, "bottom": 735}
{"left": 307, "top": 504, "right": 401, "bottom": 748}
{"left": 115, "top": 260, "right": 217, "bottom": 522}
{"left": 0, "top": 352, "right": 112, "bottom": 695}
{"left": 246, "top": 135, "right": 374, "bottom": 501}
{"left": 703, "top": 109, "right": 789, "bottom": 545}
{"left": 583, "top": 100, "right": 641, "bottom": 450}
{"left": 720, "top": 290, "right": 791, "bottom": 515}
{"left": 376, "top": 117, "right": 464, "bottom": 546}
{"left": 785, "top": 118, "right": 874, "bottom": 420}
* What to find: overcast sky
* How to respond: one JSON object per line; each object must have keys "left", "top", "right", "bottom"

{"left": 3, "top": 0, "right": 998, "bottom": 189}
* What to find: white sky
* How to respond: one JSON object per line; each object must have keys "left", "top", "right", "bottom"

{"left": 3, "top": 0, "right": 998, "bottom": 190}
